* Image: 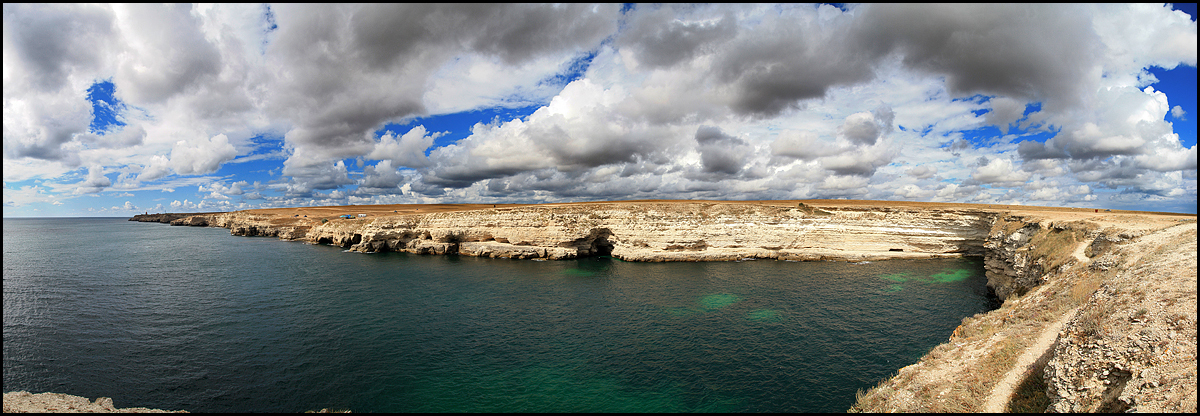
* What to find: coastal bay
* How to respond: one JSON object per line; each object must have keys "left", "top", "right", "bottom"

{"left": 5, "top": 215, "right": 991, "bottom": 412}
{"left": 6, "top": 199, "right": 1195, "bottom": 412}
{"left": 138, "top": 199, "right": 1197, "bottom": 412}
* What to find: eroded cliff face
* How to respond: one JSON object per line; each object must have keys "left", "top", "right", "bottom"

{"left": 983, "top": 219, "right": 1043, "bottom": 300}
{"left": 178, "top": 202, "right": 995, "bottom": 262}
{"left": 982, "top": 215, "right": 1100, "bottom": 302}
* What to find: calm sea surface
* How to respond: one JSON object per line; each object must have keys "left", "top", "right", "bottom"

{"left": 4, "top": 217, "right": 994, "bottom": 412}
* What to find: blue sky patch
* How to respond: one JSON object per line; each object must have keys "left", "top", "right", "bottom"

{"left": 87, "top": 79, "right": 125, "bottom": 134}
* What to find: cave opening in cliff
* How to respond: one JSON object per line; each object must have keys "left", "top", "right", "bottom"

{"left": 984, "top": 284, "right": 1003, "bottom": 310}
{"left": 591, "top": 228, "right": 614, "bottom": 257}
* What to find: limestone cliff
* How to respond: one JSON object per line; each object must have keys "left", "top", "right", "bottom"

{"left": 982, "top": 215, "right": 1100, "bottom": 302}
{"left": 177, "top": 202, "right": 994, "bottom": 262}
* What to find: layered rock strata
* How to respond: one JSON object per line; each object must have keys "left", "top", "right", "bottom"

{"left": 176, "top": 202, "right": 994, "bottom": 262}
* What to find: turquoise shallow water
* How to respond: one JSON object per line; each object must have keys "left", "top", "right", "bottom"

{"left": 3, "top": 218, "right": 993, "bottom": 412}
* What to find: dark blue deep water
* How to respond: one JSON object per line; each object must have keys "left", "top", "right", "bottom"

{"left": 4, "top": 217, "right": 992, "bottom": 412}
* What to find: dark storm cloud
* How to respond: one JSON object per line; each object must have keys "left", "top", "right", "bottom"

{"left": 1017, "top": 140, "right": 1070, "bottom": 160}
{"left": 715, "top": 10, "right": 876, "bottom": 117}
{"left": 344, "top": 4, "right": 617, "bottom": 69}
{"left": 617, "top": 6, "right": 737, "bottom": 68}
{"left": 528, "top": 121, "right": 660, "bottom": 170}
{"left": 694, "top": 125, "right": 749, "bottom": 175}
{"left": 401, "top": 176, "right": 448, "bottom": 196}
{"left": 466, "top": 4, "right": 620, "bottom": 65}
{"left": 1069, "top": 158, "right": 1145, "bottom": 183}
{"left": 421, "top": 166, "right": 529, "bottom": 189}
{"left": 281, "top": 98, "right": 425, "bottom": 154}
{"left": 852, "top": 4, "right": 1102, "bottom": 111}
{"left": 692, "top": 4, "right": 1104, "bottom": 119}
{"left": 822, "top": 156, "right": 885, "bottom": 177}
{"left": 985, "top": 97, "right": 1027, "bottom": 134}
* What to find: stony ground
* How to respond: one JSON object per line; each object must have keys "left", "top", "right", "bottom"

{"left": 849, "top": 206, "right": 1196, "bottom": 413}
{"left": 1043, "top": 219, "right": 1197, "bottom": 412}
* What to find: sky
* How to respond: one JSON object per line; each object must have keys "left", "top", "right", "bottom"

{"left": 3, "top": 3, "right": 1197, "bottom": 217}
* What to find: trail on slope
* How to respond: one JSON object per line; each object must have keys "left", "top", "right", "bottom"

{"left": 1071, "top": 239, "right": 1089, "bottom": 264}
{"left": 982, "top": 230, "right": 1092, "bottom": 411}
{"left": 981, "top": 306, "right": 1081, "bottom": 413}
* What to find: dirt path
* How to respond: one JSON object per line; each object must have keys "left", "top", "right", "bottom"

{"left": 1071, "top": 238, "right": 1089, "bottom": 264}
{"left": 981, "top": 307, "right": 1081, "bottom": 412}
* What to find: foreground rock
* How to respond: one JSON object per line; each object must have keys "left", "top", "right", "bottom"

{"left": 2, "top": 391, "right": 186, "bottom": 413}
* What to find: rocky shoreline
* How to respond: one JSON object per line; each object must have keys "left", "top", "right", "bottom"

{"left": 115, "top": 200, "right": 1196, "bottom": 412}
{"left": 2, "top": 391, "right": 186, "bottom": 413}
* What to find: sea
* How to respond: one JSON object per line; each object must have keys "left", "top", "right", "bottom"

{"left": 3, "top": 217, "right": 995, "bottom": 412}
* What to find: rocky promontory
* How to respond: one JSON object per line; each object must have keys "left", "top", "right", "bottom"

{"left": 128, "top": 212, "right": 221, "bottom": 224}
{"left": 130, "top": 199, "right": 1196, "bottom": 413}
